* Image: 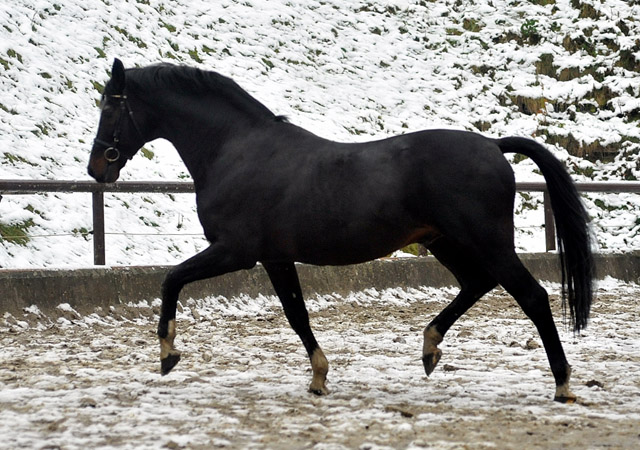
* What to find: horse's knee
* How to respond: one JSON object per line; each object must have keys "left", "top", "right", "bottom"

{"left": 161, "top": 269, "right": 181, "bottom": 301}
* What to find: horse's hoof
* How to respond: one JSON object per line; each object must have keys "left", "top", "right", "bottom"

{"left": 554, "top": 395, "right": 577, "bottom": 404}
{"left": 161, "top": 353, "right": 181, "bottom": 375}
{"left": 309, "top": 384, "right": 330, "bottom": 396}
{"left": 422, "top": 349, "right": 442, "bottom": 376}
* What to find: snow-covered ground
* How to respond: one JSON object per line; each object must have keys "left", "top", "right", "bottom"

{"left": 1, "top": 0, "right": 640, "bottom": 268}
{"left": 1, "top": 279, "right": 639, "bottom": 449}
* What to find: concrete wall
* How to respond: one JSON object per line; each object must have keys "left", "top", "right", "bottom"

{"left": 1, "top": 252, "right": 639, "bottom": 315}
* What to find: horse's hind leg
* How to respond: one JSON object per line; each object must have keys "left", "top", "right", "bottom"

{"left": 423, "top": 238, "right": 498, "bottom": 375}
{"left": 487, "top": 251, "right": 575, "bottom": 402}
{"left": 263, "top": 261, "right": 329, "bottom": 395}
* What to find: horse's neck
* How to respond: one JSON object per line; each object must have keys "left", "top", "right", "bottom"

{"left": 153, "top": 96, "right": 248, "bottom": 184}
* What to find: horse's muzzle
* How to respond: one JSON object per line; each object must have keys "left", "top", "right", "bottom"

{"left": 88, "top": 158, "right": 120, "bottom": 183}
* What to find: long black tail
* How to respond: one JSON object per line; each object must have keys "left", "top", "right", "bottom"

{"left": 497, "top": 136, "right": 594, "bottom": 332}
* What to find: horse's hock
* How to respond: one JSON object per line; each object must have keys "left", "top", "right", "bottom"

{"left": 1, "top": 253, "right": 639, "bottom": 315}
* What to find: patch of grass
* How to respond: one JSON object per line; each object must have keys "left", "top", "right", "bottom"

{"left": 473, "top": 120, "right": 492, "bottom": 132}
{"left": 463, "top": 18, "right": 483, "bottom": 33}
{"left": 202, "top": 45, "right": 215, "bottom": 55}
{"left": 114, "top": 26, "right": 148, "bottom": 49}
{"left": 570, "top": 163, "right": 595, "bottom": 178}
{"left": 0, "top": 102, "right": 18, "bottom": 115}
{"left": 33, "top": 123, "right": 51, "bottom": 137}
{"left": 162, "top": 21, "right": 176, "bottom": 33}
{"left": 188, "top": 48, "right": 202, "bottom": 63}
{"left": 7, "top": 49, "right": 23, "bottom": 63}
{"left": 141, "top": 147, "right": 154, "bottom": 160}
{"left": 512, "top": 153, "right": 529, "bottom": 164}
{"left": 25, "top": 205, "right": 46, "bottom": 220}
{"left": 94, "top": 47, "right": 107, "bottom": 58}
{"left": 91, "top": 80, "right": 105, "bottom": 94}
{"left": 520, "top": 19, "right": 541, "bottom": 44}
{"left": 517, "top": 192, "right": 540, "bottom": 211}
{"left": 261, "top": 57, "right": 275, "bottom": 70}
{"left": 0, "top": 219, "right": 35, "bottom": 246}
{"left": 139, "top": 216, "right": 159, "bottom": 227}
{"left": 593, "top": 199, "right": 626, "bottom": 212}
{"left": 3, "top": 152, "right": 37, "bottom": 166}
{"left": 400, "top": 243, "right": 427, "bottom": 256}
{"left": 72, "top": 227, "right": 91, "bottom": 241}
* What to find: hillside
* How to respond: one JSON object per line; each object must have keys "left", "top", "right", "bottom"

{"left": 1, "top": 0, "right": 640, "bottom": 268}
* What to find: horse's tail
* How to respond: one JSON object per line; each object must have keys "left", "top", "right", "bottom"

{"left": 497, "top": 136, "right": 594, "bottom": 332}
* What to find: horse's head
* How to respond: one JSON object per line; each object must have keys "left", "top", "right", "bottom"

{"left": 88, "top": 58, "right": 147, "bottom": 183}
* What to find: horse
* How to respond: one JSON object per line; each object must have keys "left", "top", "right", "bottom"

{"left": 88, "top": 58, "right": 594, "bottom": 403}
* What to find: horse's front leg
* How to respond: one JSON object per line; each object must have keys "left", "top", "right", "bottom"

{"left": 263, "top": 261, "right": 329, "bottom": 395}
{"left": 158, "top": 245, "right": 250, "bottom": 375}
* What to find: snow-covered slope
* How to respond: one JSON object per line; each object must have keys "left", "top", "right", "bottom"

{"left": 1, "top": 0, "right": 639, "bottom": 267}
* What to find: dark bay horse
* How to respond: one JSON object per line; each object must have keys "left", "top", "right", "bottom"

{"left": 88, "top": 59, "right": 593, "bottom": 402}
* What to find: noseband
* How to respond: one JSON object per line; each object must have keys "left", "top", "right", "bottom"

{"left": 93, "top": 94, "right": 144, "bottom": 163}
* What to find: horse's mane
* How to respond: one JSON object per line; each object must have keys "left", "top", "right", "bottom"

{"left": 126, "top": 63, "right": 286, "bottom": 122}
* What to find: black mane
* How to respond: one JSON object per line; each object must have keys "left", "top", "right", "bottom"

{"left": 125, "top": 63, "right": 286, "bottom": 122}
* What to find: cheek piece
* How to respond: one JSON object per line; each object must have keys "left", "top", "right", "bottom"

{"left": 93, "top": 94, "right": 144, "bottom": 163}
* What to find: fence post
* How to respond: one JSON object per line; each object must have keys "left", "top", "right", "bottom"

{"left": 92, "top": 190, "right": 106, "bottom": 265}
{"left": 543, "top": 190, "right": 556, "bottom": 251}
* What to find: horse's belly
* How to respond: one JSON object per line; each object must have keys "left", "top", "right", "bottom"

{"left": 289, "top": 223, "right": 437, "bottom": 266}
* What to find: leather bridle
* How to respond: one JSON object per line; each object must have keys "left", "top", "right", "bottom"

{"left": 93, "top": 94, "right": 144, "bottom": 163}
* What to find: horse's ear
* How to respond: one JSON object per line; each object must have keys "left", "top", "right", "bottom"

{"left": 111, "top": 58, "right": 126, "bottom": 93}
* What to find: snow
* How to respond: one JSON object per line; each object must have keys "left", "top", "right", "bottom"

{"left": 1, "top": 1, "right": 640, "bottom": 267}
{"left": 1, "top": 282, "right": 639, "bottom": 448}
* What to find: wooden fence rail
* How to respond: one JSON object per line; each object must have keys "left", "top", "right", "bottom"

{"left": 2, "top": 179, "right": 640, "bottom": 265}
{"left": 0, "top": 180, "right": 194, "bottom": 265}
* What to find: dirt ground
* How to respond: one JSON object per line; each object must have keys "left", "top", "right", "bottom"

{"left": 1, "top": 281, "right": 639, "bottom": 449}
